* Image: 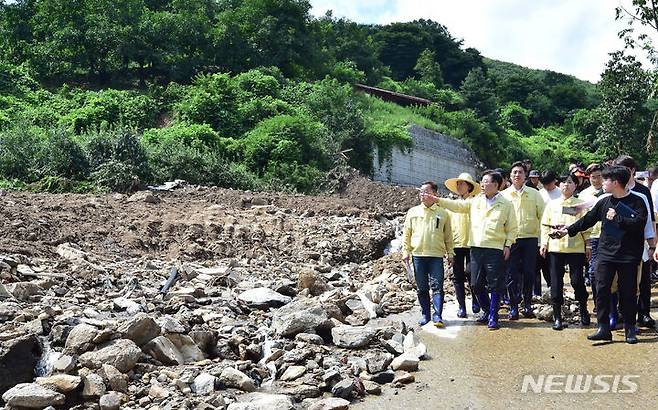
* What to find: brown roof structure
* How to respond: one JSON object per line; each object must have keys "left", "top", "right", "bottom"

{"left": 353, "top": 83, "right": 432, "bottom": 106}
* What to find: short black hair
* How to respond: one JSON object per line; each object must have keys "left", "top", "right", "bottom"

{"left": 540, "top": 170, "right": 557, "bottom": 185}
{"left": 493, "top": 167, "right": 509, "bottom": 179}
{"left": 602, "top": 165, "right": 631, "bottom": 187}
{"left": 482, "top": 169, "right": 503, "bottom": 189}
{"left": 421, "top": 181, "right": 438, "bottom": 193}
{"left": 614, "top": 155, "right": 638, "bottom": 171}
{"left": 510, "top": 161, "right": 528, "bottom": 175}
{"left": 557, "top": 172, "right": 577, "bottom": 184}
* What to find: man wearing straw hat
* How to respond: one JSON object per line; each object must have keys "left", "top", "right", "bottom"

{"left": 445, "top": 172, "right": 481, "bottom": 318}
{"left": 431, "top": 170, "right": 518, "bottom": 330}
{"left": 502, "top": 161, "right": 545, "bottom": 319}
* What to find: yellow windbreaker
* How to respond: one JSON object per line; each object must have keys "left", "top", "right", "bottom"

{"left": 540, "top": 196, "right": 591, "bottom": 253}
{"left": 402, "top": 204, "right": 454, "bottom": 259}
{"left": 501, "top": 185, "right": 545, "bottom": 239}
{"left": 448, "top": 197, "right": 472, "bottom": 248}
{"left": 435, "top": 194, "right": 518, "bottom": 250}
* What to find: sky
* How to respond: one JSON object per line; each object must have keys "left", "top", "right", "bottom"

{"left": 309, "top": 0, "right": 657, "bottom": 83}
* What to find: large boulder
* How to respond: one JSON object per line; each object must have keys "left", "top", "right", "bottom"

{"left": 35, "top": 375, "right": 82, "bottom": 393}
{"left": 227, "top": 393, "right": 294, "bottom": 410}
{"left": 6, "top": 282, "right": 43, "bottom": 301}
{"left": 331, "top": 325, "right": 376, "bottom": 349}
{"left": 271, "top": 298, "right": 332, "bottom": 337}
{"left": 144, "top": 336, "right": 184, "bottom": 365}
{"left": 64, "top": 323, "right": 99, "bottom": 354}
{"left": 2, "top": 383, "right": 65, "bottom": 408}
{"left": 238, "top": 288, "right": 292, "bottom": 309}
{"left": 165, "top": 334, "right": 204, "bottom": 363}
{"left": 117, "top": 313, "right": 160, "bottom": 346}
{"left": 78, "top": 339, "right": 141, "bottom": 373}
{"left": 219, "top": 367, "right": 256, "bottom": 392}
{"left": 308, "top": 398, "right": 351, "bottom": 410}
{"left": 0, "top": 335, "right": 41, "bottom": 395}
{"left": 390, "top": 353, "right": 419, "bottom": 372}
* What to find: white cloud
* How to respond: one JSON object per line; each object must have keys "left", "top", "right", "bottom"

{"left": 310, "top": 0, "right": 657, "bottom": 83}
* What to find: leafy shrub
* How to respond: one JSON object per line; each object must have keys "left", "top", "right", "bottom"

{"left": 264, "top": 162, "right": 325, "bottom": 193}
{"left": 499, "top": 102, "right": 533, "bottom": 135}
{"left": 142, "top": 123, "right": 238, "bottom": 160}
{"left": 235, "top": 69, "right": 282, "bottom": 99}
{"left": 59, "top": 90, "right": 157, "bottom": 133}
{"left": 0, "top": 62, "right": 38, "bottom": 96}
{"left": 0, "top": 124, "right": 43, "bottom": 181}
{"left": 400, "top": 78, "right": 440, "bottom": 101}
{"left": 240, "top": 114, "right": 329, "bottom": 174}
{"left": 36, "top": 129, "right": 89, "bottom": 179}
{"left": 330, "top": 61, "right": 366, "bottom": 85}
{"left": 237, "top": 96, "right": 293, "bottom": 129}
{"left": 91, "top": 161, "right": 142, "bottom": 192}
{"left": 175, "top": 73, "right": 241, "bottom": 137}
{"left": 78, "top": 127, "right": 151, "bottom": 186}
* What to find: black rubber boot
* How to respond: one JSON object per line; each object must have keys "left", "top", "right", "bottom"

{"left": 552, "top": 304, "right": 564, "bottom": 331}
{"left": 587, "top": 325, "right": 613, "bottom": 341}
{"left": 579, "top": 300, "right": 591, "bottom": 326}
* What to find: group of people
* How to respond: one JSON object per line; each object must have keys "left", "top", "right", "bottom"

{"left": 402, "top": 155, "right": 657, "bottom": 344}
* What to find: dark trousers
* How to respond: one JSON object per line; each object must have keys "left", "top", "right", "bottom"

{"left": 507, "top": 237, "right": 538, "bottom": 306}
{"left": 548, "top": 252, "right": 589, "bottom": 306}
{"left": 535, "top": 251, "right": 551, "bottom": 293}
{"left": 595, "top": 260, "right": 638, "bottom": 328}
{"left": 470, "top": 247, "right": 505, "bottom": 295}
{"left": 587, "top": 239, "right": 599, "bottom": 301}
{"left": 451, "top": 247, "right": 471, "bottom": 289}
{"left": 638, "top": 260, "right": 651, "bottom": 316}
{"left": 412, "top": 256, "right": 444, "bottom": 295}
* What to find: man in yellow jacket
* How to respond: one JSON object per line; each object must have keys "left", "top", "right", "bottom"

{"left": 403, "top": 181, "right": 455, "bottom": 327}
{"left": 502, "top": 161, "right": 545, "bottom": 319}
{"left": 431, "top": 170, "right": 518, "bottom": 329}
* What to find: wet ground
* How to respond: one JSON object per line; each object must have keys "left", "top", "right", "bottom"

{"left": 355, "top": 292, "right": 658, "bottom": 410}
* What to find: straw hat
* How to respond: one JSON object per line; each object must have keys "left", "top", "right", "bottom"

{"left": 444, "top": 172, "right": 480, "bottom": 197}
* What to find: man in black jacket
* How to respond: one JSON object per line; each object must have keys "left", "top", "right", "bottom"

{"left": 614, "top": 155, "right": 656, "bottom": 329}
{"left": 554, "top": 166, "right": 647, "bottom": 344}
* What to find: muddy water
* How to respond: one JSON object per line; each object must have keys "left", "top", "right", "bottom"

{"left": 355, "top": 296, "right": 658, "bottom": 410}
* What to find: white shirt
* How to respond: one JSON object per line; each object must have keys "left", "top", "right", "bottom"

{"left": 486, "top": 193, "right": 499, "bottom": 209}
{"left": 651, "top": 179, "right": 658, "bottom": 214}
{"left": 539, "top": 187, "right": 561, "bottom": 203}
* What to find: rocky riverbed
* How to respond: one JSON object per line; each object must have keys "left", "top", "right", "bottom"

{"left": 0, "top": 175, "right": 593, "bottom": 409}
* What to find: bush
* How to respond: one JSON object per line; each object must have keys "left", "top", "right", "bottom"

{"left": 265, "top": 162, "right": 325, "bottom": 193}
{"left": 175, "top": 73, "right": 241, "bottom": 137}
{"left": 0, "top": 62, "right": 38, "bottom": 96}
{"left": 91, "top": 161, "right": 142, "bottom": 192}
{"left": 499, "top": 102, "right": 533, "bottom": 135}
{"left": 59, "top": 90, "right": 158, "bottom": 133}
{"left": 144, "top": 137, "right": 262, "bottom": 190}
{"left": 36, "top": 129, "right": 89, "bottom": 179}
{"left": 240, "top": 114, "right": 329, "bottom": 175}
{"left": 237, "top": 96, "right": 293, "bottom": 129}
{"left": 330, "top": 61, "right": 366, "bottom": 85}
{"left": 235, "top": 69, "right": 282, "bottom": 99}
{"left": 142, "top": 123, "right": 238, "bottom": 160}
{"left": 78, "top": 127, "right": 151, "bottom": 187}
{"left": 0, "top": 124, "right": 43, "bottom": 181}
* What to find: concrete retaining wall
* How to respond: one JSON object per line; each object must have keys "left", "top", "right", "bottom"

{"left": 372, "top": 125, "right": 481, "bottom": 189}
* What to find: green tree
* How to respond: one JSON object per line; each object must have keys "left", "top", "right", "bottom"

{"left": 460, "top": 67, "right": 498, "bottom": 124}
{"left": 596, "top": 52, "right": 653, "bottom": 161}
{"left": 414, "top": 48, "right": 443, "bottom": 88}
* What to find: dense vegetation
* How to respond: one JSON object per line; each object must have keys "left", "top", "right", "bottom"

{"left": 0, "top": 0, "right": 655, "bottom": 193}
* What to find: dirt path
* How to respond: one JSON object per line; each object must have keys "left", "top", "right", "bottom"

{"left": 354, "top": 297, "right": 658, "bottom": 410}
